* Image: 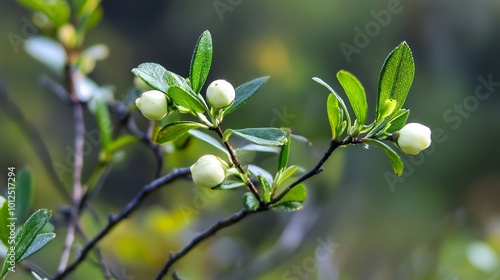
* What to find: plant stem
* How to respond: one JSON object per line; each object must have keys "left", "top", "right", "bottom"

{"left": 154, "top": 137, "right": 359, "bottom": 278}
{"left": 57, "top": 53, "right": 86, "bottom": 274}
{"left": 212, "top": 126, "right": 264, "bottom": 205}
{"left": 53, "top": 168, "right": 191, "bottom": 279}
{"left": 155, "top": 207, "right": 265, "bottom": 280}
{"left": 271, "top": 138, "right": 347, "bottom": 204}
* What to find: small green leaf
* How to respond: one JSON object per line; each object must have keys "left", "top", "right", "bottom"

{"left": 212, "top": 180, "right": 246, "bottom": 190}
{"left": 243, "top": 192, "right": 260, "bottom": 210}
{"left": 272, "top": 201, "right": 304, "bottom": 212}
{"left": 385, "top": 109, "right": 410, "bottom": 133}
{"left": 0, "top": 198, "right": 8, "bottom": 246}
{"left": 132, "top": 63, "right": 170, "bottom": 93}
{"left": 188, "top": 130, "right": 230, "bottom": 160}
{"left": 274, "top": 165, "right": 299, "bottom": 187}
{"left": 336, "top": 70, "right": 368, "bottom": 126}
{"left": 278, "top": 134, "right": 291, "bottom": 171}
{"left": 224, "top": 76, "right": 270, "bottom": 116}
{"left": 258, "top": 176, "right": 273, "bottom": 202}
{"left": 327, "top": 94, "right": 343, "bottom": 139}
{"left": 376, "top": 42, "right": 415, "bottom": 121}
{"left": 168, "top": 86, "right": 208, "bottom": 113}
{"left": 225, "top": 128, "right": 288, "bottom": 146}
{"left": 190, "top": 30, "right": 213, "bottom": 93}
{"left": 277, "top": 183, "right": 307, "bottom": 203}
{"left": 15, "top": 168, "right": 34, "bottom": 225}
{"left": 0, "top": 209, "right": 53, "bottom": 278}
{"left": 19, "top": 233, "right": 56, "bottom": 261}
{"left": 363, "top": 138, "right": 404, "bottom": 176}
{"left": 156, "top": 121, "right": 207, "bottom": 144}
{"left": 164, "top": 71, "right": 192, "bottom": 93}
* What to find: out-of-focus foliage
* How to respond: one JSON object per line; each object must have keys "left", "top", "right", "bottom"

{"left": 1, "top": 0, "right": 500, "bottom": 279}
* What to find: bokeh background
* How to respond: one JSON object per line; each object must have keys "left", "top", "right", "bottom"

{"left": 1, "top": 0, "right": 500, "bottom": 279}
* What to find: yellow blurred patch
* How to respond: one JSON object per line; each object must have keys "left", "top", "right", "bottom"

{"left": 248, "top": 38, "right": 290, "bottom": 76}
{"left": 144, "top": 207, "right": 189, "bottom": 233}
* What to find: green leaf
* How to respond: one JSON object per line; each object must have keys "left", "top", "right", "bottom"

{"left": 272, "top": 201, "right": 304, "bottom": 212}
{"left": 224, "top": 76, "right": 270, "bottom": 116}
{"left": 363, "top": 138, "right": 404, "bottom": 176}
{"left": 273, "top": 184, "right": 307, "bottom": 212}
{"left": 0, "top": 198, "right": 8, "bottom": 246}
{"left": 243, "top": 192, "right": 260, "bottom": 210}
{"left": 336, "top": 70, "right": 368, "bottom": 126}
{"left": 385, "top": 109, "right": 410, "bottom": 134}
{"left": 156, "top": 121, "right": 207, "bottom": 144}
{"left": 278, "top": 134, "right": 291, "bottom": 171}
{"left": 212, "top": 180, "right": 246, "bottom": 190}
{"left": 327, "top": 94, "right": 343, "bottom": 139}
{"left": 274, "top": 165, "right": 299, "bottom": 187}
{"left": 168, "top": 86, "right": 208, "bottom": 113}
{"left": 1, "top": 209, "right": 53, "bottom": 278}
{"left": 188, "top": 130, "right": 230, "bottom": 160}
{"left": 376, "top": 42, "right": 415, "bottom": 121}
{"left": 15, "top": 168, "right": 34, "bottom": 224}
{"left": 18, "top": 0, "right": 70, "bottom": 27}
{"left": 14, "top": 209, "right": 52, "bottom": 261}
{"left": 258, "top": 176, "right": 273, "bottom": 202}
{"left": 189, "top": 30, "right": 212, "bottom": 93}
{"left": 225, "top": 128, "right": 288, "bottom": 146}
{"left": 132, "top": 63, "right": 170, "bottom": 93}
{"left": 19, "top": 233, "right": 56, "bottom": 261}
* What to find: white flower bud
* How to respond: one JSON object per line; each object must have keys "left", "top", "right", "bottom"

{"left": 206, "top": 79, "right": 235, "bottom": 109}
{"left": 135, "top": 90, "right": 168, "bottom": 120}
{"left": 190, "top": 155, "right": 228, "bottom": 188}
{"left": 397, "top": 123, "right": 431, "bottom": 155}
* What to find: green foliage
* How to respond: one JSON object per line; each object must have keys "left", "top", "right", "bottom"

{"left": 376, "top": 41, "right": 415, "bottom": 122}
{"left": 18, "top": 0, "right": 70, "bottom": 28}
{"left": 224, "top": 128, "right": 288, "bottom": 146}
{"left": 336, "top": 70, "right": 368, "bottom": 127}
{"left": 243, "top": 192, "right": 260, "bottom": 210}
{"left": 189, "top": 31, "right": 213, "bottom": 94}
{"left": 132, "top": 63, "right": 171, "bottom": 93}
{"left": 1, "top": 209, "right": 55, "bottom": 279}
{"left": 224, "top": 76, "right": 270, "bottom": 116}
{"left": 167, "top": 86, "right": 207, "bottom": 114}
{"left": 157, "top": 121, "right": 207, "bottom": 144}
{"left": 327, "top": 94, "right": 344, "bottom": 140}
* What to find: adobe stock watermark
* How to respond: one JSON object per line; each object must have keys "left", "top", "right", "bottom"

{"left": 6, "top": 0, "right": 65, "bottom": 53}
{"left": 281, "top": 235, "right": 339, "bottom": 280}
{"left": 384, "top": 74, "right": 499, "bottom": 192}
{"left": 212, "top": 0, "right": 244, "bottom": 21}
{"left": 340, "top": 0, "right": 412, "bottom": 63}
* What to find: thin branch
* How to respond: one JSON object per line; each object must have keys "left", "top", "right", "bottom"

{"left": 213, "top": 126, "right": 264, "bottom": 205}
{"left": 271, "top": 138, "right": 347, "bottom": 204}
{"left": 155, "top": 137, "right": 360, "bottom": 278}
{"left": 57, "top": 57, "right": 86, "bottom": 273}
{"left": 155, "top": 207, "right": 265, "bottom": 280}
{"left": 54, "top": 167, "right": 191, "bottom": 280}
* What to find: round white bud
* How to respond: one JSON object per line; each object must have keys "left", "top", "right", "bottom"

{"left": 190, "top": 155, "right": 227, "bottom": 188}
{"left": 397, "top": 123, "right": 431, "bottom": 155}
{"left": 206, "top": 79, "right": 235, "bottom": 109}
{"left": 135, "top": 90, "right": 168, "bottom": 121}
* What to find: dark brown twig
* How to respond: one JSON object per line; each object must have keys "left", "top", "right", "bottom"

{"left": 53, "top": 167, "right": 191, "bottom": 279}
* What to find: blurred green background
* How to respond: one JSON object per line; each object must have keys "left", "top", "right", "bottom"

{"left": 1, "top": 0, "right": 500, "bottom": 279}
